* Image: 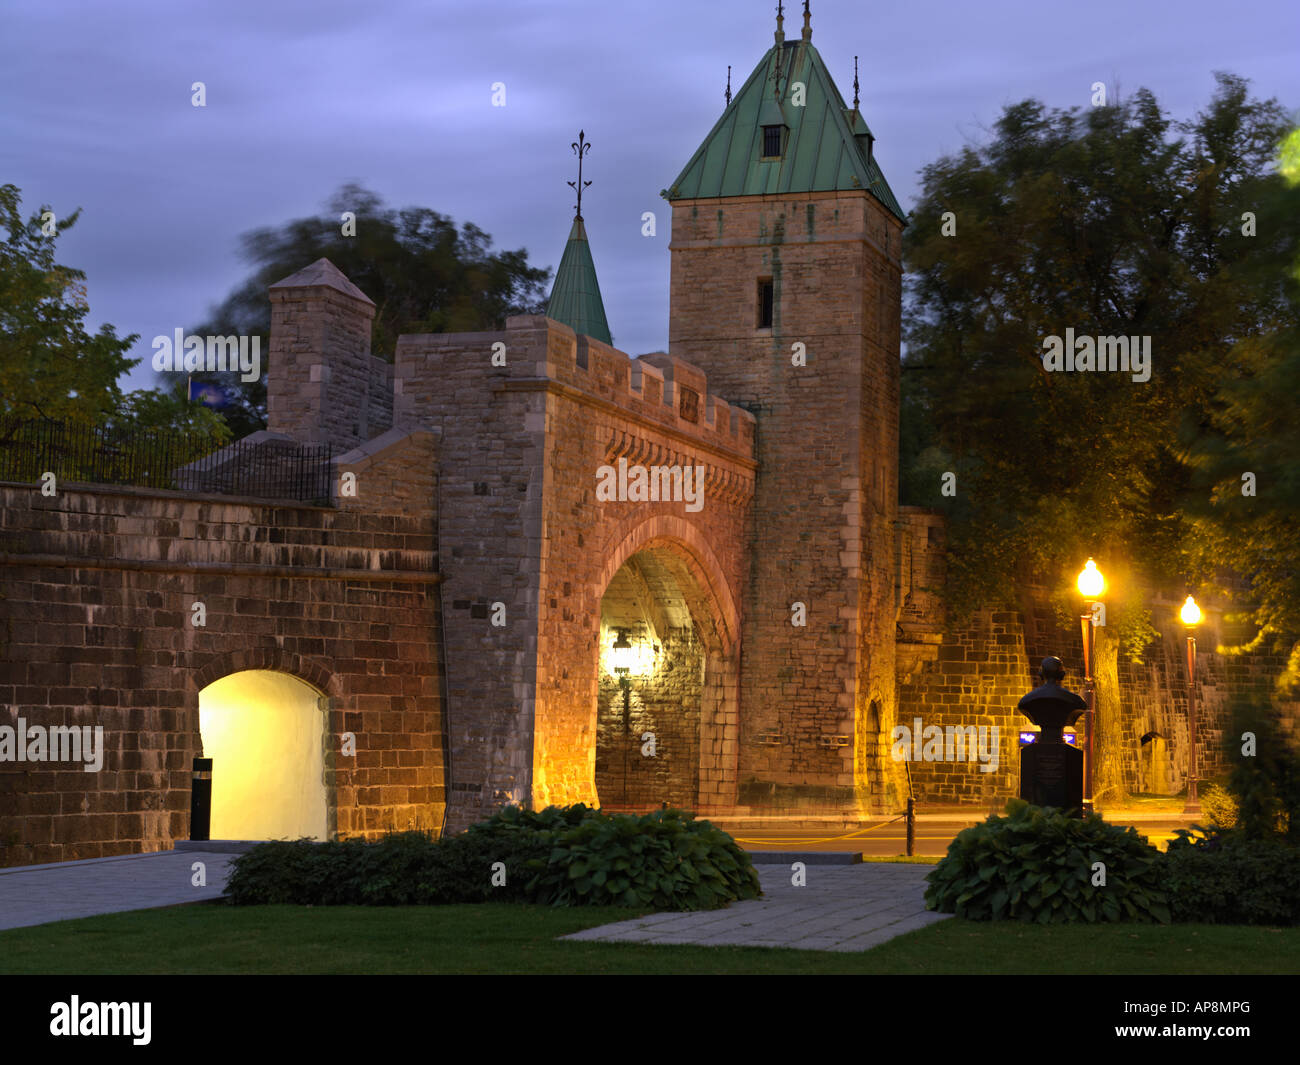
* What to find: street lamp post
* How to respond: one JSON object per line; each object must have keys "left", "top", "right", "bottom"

{"left": 1077, "top": 559, "right": 1105, "bottom": 815}
{"left": 1180, "top": 595, "right": 1203, "bottom": 815}
{"left": 611, "top": 629, "right": 634, "bottom": 802}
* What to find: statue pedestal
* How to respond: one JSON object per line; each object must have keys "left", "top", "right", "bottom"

{"left": 1019, "top": 743, "right": 1083, "bottom": 816}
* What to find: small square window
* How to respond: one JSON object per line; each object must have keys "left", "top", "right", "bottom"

{"left": 757, "top": 279, "right": 774, "bottom": 329}
{"left": 762, "top": 125, "right": 783, "bottom": 158}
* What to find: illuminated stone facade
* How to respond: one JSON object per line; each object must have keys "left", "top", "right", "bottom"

{"left": 6, "top": 12, "right": 1294, "bottom": 867}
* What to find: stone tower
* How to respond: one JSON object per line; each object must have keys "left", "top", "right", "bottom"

{"left": 663, "top": 6, "right": 906, "bottom": 812}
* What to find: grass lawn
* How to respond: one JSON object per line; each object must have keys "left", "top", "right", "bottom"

{"left": 0, "top": 901, "right": 1295, "bottom": 974}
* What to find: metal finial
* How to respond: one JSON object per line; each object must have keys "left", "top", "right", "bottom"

{"left": 769, "top": 53, "right": 785, "bottom": 100}
{"left": 853, "top": 56, "right": 860, "bottom": 110}
{"left": 568, "top": 130, "right": 592, "bottom": 219}
{"left": 775, "top": 1, "right": 784, "bottom": 45}
{"left": 725, "top": 65, "right": 732, "bottom": 106}
{"left": 802, "top": 0, "right": 811, "bottom": 41}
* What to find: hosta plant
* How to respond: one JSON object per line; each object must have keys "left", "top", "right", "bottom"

{"left": 924, "top": 799, "right": 1170, "bottom": 923}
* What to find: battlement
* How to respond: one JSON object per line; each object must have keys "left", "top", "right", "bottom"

{"left": 393, "top": 316, "right": 756, "bottom": 464}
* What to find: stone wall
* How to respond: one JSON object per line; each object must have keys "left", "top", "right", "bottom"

{"left": 896, "top": 608, "right": 1039, "bottom": 806}
{"left": 0, "top": 428, "right": 444, "bottom": 866}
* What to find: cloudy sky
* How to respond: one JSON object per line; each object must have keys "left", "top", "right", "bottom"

{"left": 4, "top": 0, "right": 1297, "bottom": 394}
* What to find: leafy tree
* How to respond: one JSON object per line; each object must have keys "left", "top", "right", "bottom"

{"left": 0, "top": 184, "right": 136, "bottom": 432}
{"left": 174, "top": 184, "right": 552, "bottom": 437}
{"left": 901, "top": 75, "right": 1296, "bottom": 800}
{"left": 1224, "top": 693, "right": 1300, "bottom": 843}
{"left": 1183, "top": 124, "right": 1300, "bottom": 689}
{"left": 0, "top": 184, "right": 229, "bottom": 452}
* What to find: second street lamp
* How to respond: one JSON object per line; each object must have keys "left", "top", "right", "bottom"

{"left": 1181, "top": 595, "right": 1203, "bottom": 815}
{"left": 1077, "top": 558, "right": 1105, "bottom": 815}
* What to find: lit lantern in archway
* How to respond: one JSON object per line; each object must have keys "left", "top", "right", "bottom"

{"left": 610, "top": 629, "right": 634, "bottom": 676}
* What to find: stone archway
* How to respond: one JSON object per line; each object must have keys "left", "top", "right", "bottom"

{"left": 585, "top": 519, "right": 742, "bottom": 814}
{"left": 596, "top": 550, "right": 706, "bottom": 809}
{"left": 1139, "top": 731, "right": 1174, "bottom": 795}
{"left": 860, "top": 698, "right": 886, "bottom": 809}
{"left": 197, "top": 670, "right": 329, "bottom": 840}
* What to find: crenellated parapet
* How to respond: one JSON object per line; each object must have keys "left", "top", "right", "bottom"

{"left": 501, "top": 316, "right": 756, "bottom": 466}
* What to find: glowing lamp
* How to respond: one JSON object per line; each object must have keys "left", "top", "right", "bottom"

{"left": 611, "top": 629, "right": 634, "bottom": 674}
{"left": 1076, "top": 558, "right": 1105, "bottom": 599}
{"left": 1180, "top": 595, "right": 1202, "bottom": 627}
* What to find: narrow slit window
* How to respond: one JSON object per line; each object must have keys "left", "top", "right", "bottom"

{"left": 758, "top": 279, "right": 774, "bottom": 329}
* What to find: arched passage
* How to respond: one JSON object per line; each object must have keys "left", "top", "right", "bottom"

{"left": 589, "top": 526, "right": 741, "bottom": 813}
{"left": 198, "top": 670, "right": 329, "bottom": 840}
{"left": 597, "top": 550, "right": 706, "bottom": 808}
{"left": 1139, "top": 731, "right": 1174, "bottom": 795}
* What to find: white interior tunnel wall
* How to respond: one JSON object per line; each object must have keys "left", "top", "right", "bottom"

{"left": 198, "top": 670, "right": 328, "bottom": 841}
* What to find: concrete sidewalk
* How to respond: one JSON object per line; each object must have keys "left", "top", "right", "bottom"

{"left": 0, "top": 850, "right": 240, "bottom": 931}
{"left": 563, "top": 862, "right": 949, "bottom": 953}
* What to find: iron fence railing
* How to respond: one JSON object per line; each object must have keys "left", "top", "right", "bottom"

{"left": 0, "top": 419, "right": 333, "bottom": 505}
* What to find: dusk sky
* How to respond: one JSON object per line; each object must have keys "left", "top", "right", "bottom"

{"left": 4, "top": 0, "right": 1297, "bottom": 394}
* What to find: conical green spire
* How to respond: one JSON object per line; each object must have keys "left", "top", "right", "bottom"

{"left": 663, "top": 37, "right": 906, "bottom": 223}
{"left": 546, "top": 215, "right": 612, "bottom": 346}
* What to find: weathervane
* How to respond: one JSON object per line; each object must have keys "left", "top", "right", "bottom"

{"left": 853, "top": 56, "right": 860, "bottom": 111}
{"left": 568, "top": 130, "right": 592, "bottom": 219}
{"left": 725, "top": 65, "right": 732, "bottom": 106}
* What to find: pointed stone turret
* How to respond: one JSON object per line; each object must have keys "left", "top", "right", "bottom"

{"left": 267, "top": 257, "right": 390, "bottom": 448}
{"left": 546, "top": 215, "right": 613, "bottom": 346}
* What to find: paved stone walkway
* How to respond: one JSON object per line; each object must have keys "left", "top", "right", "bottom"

{"left": 563, "top": 862, "right": 950, "bottom": 952}
{"left": 0, "top": 851, "right": 240, "bottom": 931}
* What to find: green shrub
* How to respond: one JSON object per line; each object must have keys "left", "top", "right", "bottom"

{"left": 223, "top": 805, "right": 760, "bottom": 911}
{"left": 347, "top": 831, "right": 453, "bottom": 905}
{"left": 924, "top": 799, "right": 1170, "bottom": 923}
{"left": 526, "top": 807, "right": 761, "bottom": 910}
{"left": 431, "top": 825, "right": 556, "bottom": 903}
{"left": 467, "top": 803, "right": 594, "bottom": 837}
{"left": 224, "top": 828, "right": 554, "bottom": 906}
{"left": 1200, "top": 783, "right": 1238, "bottom": 829}
{"left": 1161, "top": 833, "right": 1300, "bottom": 924}
{"left": 1220, "top": 696, "right": 1300, "bottom": 843}
{"left": 224, "top": 837, "right": 370, "bottom": 906}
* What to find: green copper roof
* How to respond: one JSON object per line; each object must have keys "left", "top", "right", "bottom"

{"left": 665, "top": 40, "right": 906, "bottom": 223}
{"left": 546, "top": 215, "right": 613, "bottom": 346}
